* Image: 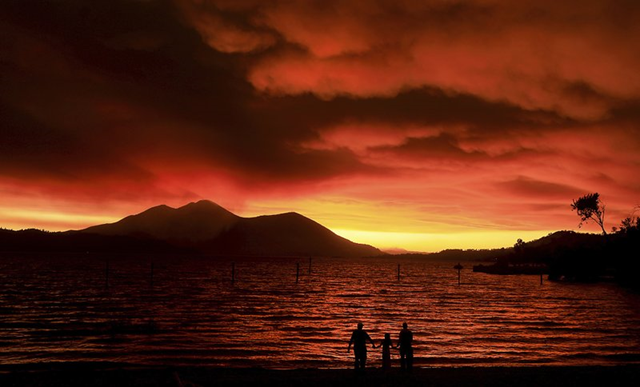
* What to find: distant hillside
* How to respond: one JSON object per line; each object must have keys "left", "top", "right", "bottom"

{"left": 414, "top": 231, "right": 606, "bottom": 263}
{"left": 438, "top": 230, "right": 639, "bottom": 285}
{"left": 523, "top": 230, "right": 604, "bottom": 252}
{"left": 0, "top": 200, "right": 381, "bottom": 258}
{"left": 0, "top": 228, "right": 187, "bottom": 254}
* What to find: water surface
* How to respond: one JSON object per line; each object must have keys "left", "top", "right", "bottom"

{"left": 1, "top": 254, "right": 639, "bottom": 368}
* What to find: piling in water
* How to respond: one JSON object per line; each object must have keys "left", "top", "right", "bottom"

{"left": 454, "top": 263, "right": 463, "bottom": 286}
{"left": 296, "top": 263, "right": 300, "bottom": 283}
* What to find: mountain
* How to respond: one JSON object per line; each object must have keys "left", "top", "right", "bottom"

{"left": 77, "top": 200, "right": 381, "bottom": 257}
{"left": 204, "top": 212, "right": 380, "bottom": 257}
{"left": 83, "top": 200, "right": 239, "bottom": 243}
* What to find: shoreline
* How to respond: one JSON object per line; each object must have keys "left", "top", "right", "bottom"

{"left": 2, "top": 363, "right": 640, "bottom": 386}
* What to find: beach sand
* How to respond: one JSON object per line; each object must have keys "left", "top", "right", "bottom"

{"left": 2, "top": 363, "right": 639, "bottom": 386}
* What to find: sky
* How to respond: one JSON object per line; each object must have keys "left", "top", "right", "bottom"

{"left": 1, "top": 0, "right": 639, "bottom": 252}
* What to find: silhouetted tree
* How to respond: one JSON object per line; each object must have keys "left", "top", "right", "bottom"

{"left": 571, "top": 193, "right": 607, "bottom": 235}
{"left": 614, "top": 205, "right": 640, "bottom": 234}
{"left": 512, "top": 238, "right": 526, "bottom": 262}
{"left": 514, "top": 238, "right": 525, "bottom": 253}
{"left": 617, "top": 216, "right": 640, "bottom": 234}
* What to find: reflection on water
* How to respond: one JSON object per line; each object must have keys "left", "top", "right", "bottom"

{"left": 1, "top": 254, "right": 640, "bottom": 368}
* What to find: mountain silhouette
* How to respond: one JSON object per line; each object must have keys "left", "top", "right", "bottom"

{"left": 83, "top": 200, "right": 239, "bottom": 243}
{"left": 79, "top": 200, "right": 381, "bottom": 257}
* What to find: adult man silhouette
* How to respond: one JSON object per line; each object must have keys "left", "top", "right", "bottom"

{"left": 398, "top": 322, "right": 414, "bottom": 371}
{"left": 347, "top": 322, "right": 375, "bottom": 370}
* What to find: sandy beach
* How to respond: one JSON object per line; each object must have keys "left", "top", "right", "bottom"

{"left": 2, "top": 363, "right": 640, "bottom": 387}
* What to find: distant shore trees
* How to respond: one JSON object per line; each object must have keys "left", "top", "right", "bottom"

{"left": 613, "top": 205, "right": 640, "bottom": 234}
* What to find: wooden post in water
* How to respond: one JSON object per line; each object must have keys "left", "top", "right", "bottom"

{"left": 296, "top": 262, "right": 300, "bottom": 283}
{"left": 454, "top": 263, "right": 463, "bottom": 286}
{"left": 231, "top": 262, "right": 236, "bottom": 284}
{"left": 397, "top": 264, "right": 401, "bottom": 281}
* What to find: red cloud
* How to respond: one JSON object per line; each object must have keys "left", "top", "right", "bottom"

{"left": 180, "top": 0, "right": 640, "bottom": 120}
{"left": 177, "top": 0, "right": 276, "bottom": 53}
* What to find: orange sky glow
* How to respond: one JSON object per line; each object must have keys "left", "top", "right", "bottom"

{"left": 1, "top": 0, "right": 639, "bottom": 252}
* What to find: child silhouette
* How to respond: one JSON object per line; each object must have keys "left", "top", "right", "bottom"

{"left": 380, "top": 333, "right": 393, "bottom": 369}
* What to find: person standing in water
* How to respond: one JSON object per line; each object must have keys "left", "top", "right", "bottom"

{"left": 397, "top": 322, "right": 414, "bottom": 371}
{"left": 348, "top": 322, "right": 375, "bottom": 370}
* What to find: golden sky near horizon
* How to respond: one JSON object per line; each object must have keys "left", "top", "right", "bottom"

{"left": 1, "top": 0, "right": 639, "bottom": 252}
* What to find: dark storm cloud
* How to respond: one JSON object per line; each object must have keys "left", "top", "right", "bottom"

{"left": 0, "top": 0, "right": 576, "bottom": 191}
{"left": 0, "top": 0, "right": 366, "bottom": 186}
{"left": 178, "top": 0, "right": 640, "bottom": 120}
{"left": 0, "top": 101, "right": 152, "bottom": 182}
{"left": 372, "top": 133, "right": 488, "bottom": 161}
{"left": 1, "top": 0, "right": 639, "bottom": 215}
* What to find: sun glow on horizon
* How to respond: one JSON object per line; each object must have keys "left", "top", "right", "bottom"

{"left": 239, "top": 197, "right": 575, "bottom": 252}
{"left": 331, "top": 228, "right": 556, "bottom": 253}
{"left": 0, "top": 208, "right": 119, "bottom": 231}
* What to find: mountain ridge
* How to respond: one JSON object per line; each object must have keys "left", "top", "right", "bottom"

{"left": 76, "top": 200, "right": 382, "bottom": 257}
{"left": 82, "top": 200, "right": 240, "bottom": 243}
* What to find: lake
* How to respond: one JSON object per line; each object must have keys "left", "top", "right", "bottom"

{"left": 1, "top": 254, "right": 640, "bottom": 368}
